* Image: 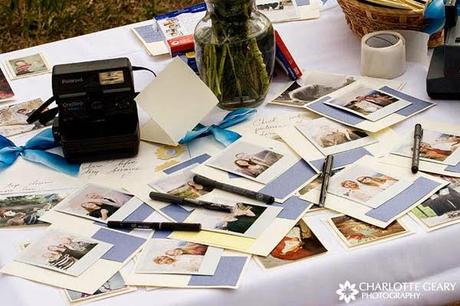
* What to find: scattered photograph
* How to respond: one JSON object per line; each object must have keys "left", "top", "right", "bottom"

{"left": 328, "top": 165, "right": 411, "bottom": 208}
{"left": 256, "top": 0, "right": 299, "bottom": 22}
{"left": 135, "top": 238, "right": 223, "bottom": 275}
{"left": 65, "top": 272, "right": 131, "bottom": 303}
{"left": 0, "top": 99, "right": 52, "bottom": 137}
{"left": 4, "top": 53, "right": 51, "bottom": 80}
{"left": 329, "top": 215, "right": 408, "bottom": 248}
{"left": 324, "top": 85, "right": 411, "bottom": 122}
{"left": 0, "top": 68, "right": 14, "bottom": 102}
{"left": 411, "top": 175, "right": 460, "bottom": 230}
{"left": 270, "top": 72, "right": 356, "bottom": 108}
{"left": 296, "top": 117, "right": 377, "bottom": 155}
{"left": 185, "top": 201, "right": 279, "bottom": 238}
{"left": 54, "top": 184, "right": 141, "bottom": 223}
{"left": 0, "top": 190, "right": 70, "bottom": 228}
{"left": 15, "top": 229, "right": 112, "bottom": 276}
{"left": 393, "top": 129, "right": 460, "bottom": 166}
{"left": 256, "top": 219, "right": 327, "bottom": 269}
{"left": 206, "top": 140, "right": 287, "bottom": 184}
{"left": 99, "top": 70, "right": 124, "bottom": 85}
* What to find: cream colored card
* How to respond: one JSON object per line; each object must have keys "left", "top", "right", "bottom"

{"left": 126, "top": 251, "right": 250, "bottom": 289}
{"left": 136, "top": 58, "right": 218, "bottom": 145}
{"left": 0, "top": 223, "right": 146, "bottom": 294}
{"left": 300, "top": 155, "right": 448, "bottom": 228}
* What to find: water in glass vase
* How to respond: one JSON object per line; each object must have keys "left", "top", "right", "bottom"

{"left": 194, "top": 0, "right": 275, "bottom": 110}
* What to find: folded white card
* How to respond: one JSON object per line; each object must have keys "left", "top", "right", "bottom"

{"left": 136, "top": 58, "right": 218, "bottom": 145}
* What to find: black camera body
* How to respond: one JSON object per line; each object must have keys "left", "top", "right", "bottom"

{"left": 52, "top": 58, "right": 140, "bottom": 163}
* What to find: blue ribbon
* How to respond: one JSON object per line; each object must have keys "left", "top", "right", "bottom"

{"left": 179, "top": 108, "right": 257, "bottom": 146}
{"left": 0, "top": 128, "right": 80, "bottom": 176}
{"left": 424, "top": 0, "right": 445, "bottom": 35}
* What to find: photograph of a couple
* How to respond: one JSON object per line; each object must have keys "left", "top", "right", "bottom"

{"left": 0, "top": 191, "right": 69, "bottom": 228}
{"left": 5, "top": 53, "right": 50, "bottom": 79}
{"left": 412, "top": 176, "right": 460, "bottom": 229}
{"left": 329, "top": 165, "right": 400, "bottom": 207}
{"left": 136, "top": 239, "right": 222, "bottom": 275}
{"left": 208, "top": 141, "right": 285, "bottom": 183}
{"left": 330, "top": 215, "right": 407, "bottom": 248}
{"left": 16, "top": 230, "right": 112, "bottom": 276}
{"left": 55, "top": 184, "right": 134, "bottom": 222}
{"left": 258, "top": 219, "right": 327, "bottom": 269}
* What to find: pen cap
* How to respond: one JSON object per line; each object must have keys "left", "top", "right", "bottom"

{"left": 193, "top": 175, "right": 216, "bottom": 187}
{"left": 149, "top": 191, "right": 181, "bottom": 203}
{"left": 414, "top": 124, "right": 423, "bottom": 137}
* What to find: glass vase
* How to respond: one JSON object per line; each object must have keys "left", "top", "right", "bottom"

{"left": 194, "top": 0, "right": 275, "bottom": 110}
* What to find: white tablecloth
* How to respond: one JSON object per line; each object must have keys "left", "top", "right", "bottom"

{"left": 1, "top": 6, "right": 460, "bottom": 306}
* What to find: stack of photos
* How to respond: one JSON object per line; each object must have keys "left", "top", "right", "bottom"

{"left": 256, "top": 219, "right": 327, "bottom": 269}
{"left": 393, "top": 129, "right": 460, "bottom": 166}
{"left": 411, "top": 175, "right": 460, "bottom": 231}
{"left": 328, "top": 215, "right": 409, "bottom": 248}
{"left": 296, "top": 117, "right": 377, "bottom": 155}
{"left": 0, "top": 99, "right": 51, "bottom": 137}
{"left": 135, "top": 238, "right": 223, "bottom": 275}
{"left": 53, "top": 184, "right": 144, "bottom": 223}
{"left": 3, "top": 53, "right": 51, "bottom": 80}
{"left": 0, "top": 190, "right": 71, "bottom": 228}
{"left": 270, "top": 71, "right": 356, "bottom": 108}
{"left": 15, "top": 229, "right": 112, "bottom": 276}
{"left": 328, "top": 165, "right": 412, "bottom": 208}
{"left": 323, "top": 85, "right": 411, "bottom": 122}
{"left": 206, "top": 140, "right": 291, "bottom": 184}
{"left": 0, "top": 68, "right": 14, "bottom": 102}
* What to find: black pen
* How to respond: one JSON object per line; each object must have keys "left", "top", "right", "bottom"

{"left": 319, "top": 155, "right": 334, "bottom": 207}
{"left": 107, "top": 221, "right": 201, "bottom": 231}
{"left": 193, "top": 175, "right": 275, "bottom": 204}
{"left": 149, "top": 191, "right": 233, "bottom": 213}
{"left": 411, "top": 123, "right": 423, "bottom": 174}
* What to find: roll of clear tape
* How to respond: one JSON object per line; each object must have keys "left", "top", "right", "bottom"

{"left": 361, "top": 31, "right": 406, "bottom": 79}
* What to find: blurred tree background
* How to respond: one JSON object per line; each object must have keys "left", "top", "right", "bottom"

{"left": 1, "top": 0, "right": 201, "bottom": 53}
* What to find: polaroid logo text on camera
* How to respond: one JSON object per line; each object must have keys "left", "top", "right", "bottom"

{"left": 61, "top": 77, "right": 84, "bottom": 85}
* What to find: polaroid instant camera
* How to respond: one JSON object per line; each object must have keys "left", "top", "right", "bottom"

{"left": 28, "top": 58, "right": 141, "bottom": 163}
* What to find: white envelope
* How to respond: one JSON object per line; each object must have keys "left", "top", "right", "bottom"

{"left": 136, "top": 58, "right": 218, "bottom": 146}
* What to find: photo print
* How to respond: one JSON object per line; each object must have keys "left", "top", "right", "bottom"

{"left": 328, "top": 165, "right": 411, "bottom": 208}
{"left": 296, "top": 117, "right": 377, "bottom": 155}
{"left": 0, "top": 68, "right": 14, "bottom": 102}
{"left": 324, "top": 85, "right": 410, "bottom": 122}
{"left": 270, "top": 71, "right": 356, "bottom": 108}
{"left": 4, "top": 53, "right": 51, "bottom": 79}
{"left": 54, "top": 184, "right": 142, "bottom": 223}
{"left": 393, "top": 129, "right": 460, "bottom": 166}
{"left": 411, "top": 175, "right": 460, "bottom": 230}
{"left": 256, "top": 219, "right": 327, "bottom": 269}
{"left": 256, "top": 0, "right": 299, "bottom": 22}
{"left": 135, "top": 239, "right": 223, "bottom": 275}
{"left": 0, "top": 190, "right": 70, "bottom": 228}
{"left": 329, "top": 215, "right": 409, "bottom": 248}
{"left": 15, "top": 229, "right": 112, "bottom": 276}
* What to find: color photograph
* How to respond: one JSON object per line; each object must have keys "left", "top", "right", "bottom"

{"left": 65, "top": 271, "right": 132, "bottom": 303}
{"left": 0, "top": 99, "right": 51, "bottom": 137}
{"left": 15, "top": 229, "right": 112, "bottom": 276}
{"left": 296, "top": 117, "right": 376, "bottom": 155}
{"left": 324, "top": 85, "right": 410, "bottom": 122}
{"left": 328, "top": 165, "right": 408, "bottom": 208}
{"left": 206, "top": 141, "right": 286, "bottom": 184}
{"left": 0, "top": 190, "right": 70, "bottom": 228}
{"left": 393, "top": 129, "right": 460, "bottom": 166}
{"left": 329, "top": 215, "right": 408, "bottom": 248}
{"left": 54, "top": 184, "right": 140, "bottom": 223}
{"left": 0, "top": 68, "right": 14, "bottom": 102}
{"left": 135, "top": 239, "right": 222, "bottom": 275}
{"left": 256, "top": 219, "right": 327, "bottom": 269}
{"left": 5, "top": 53, "right": 50, "bottom": 79}
{"left": 411, "top": 175, "right": 460, "bottom": 230}
{"left": 270, "top": 72, "right": 356, "bottom": 108}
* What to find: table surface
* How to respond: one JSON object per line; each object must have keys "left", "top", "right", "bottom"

{"left": 1, "top": 5, "right": 460, "bottom": 306}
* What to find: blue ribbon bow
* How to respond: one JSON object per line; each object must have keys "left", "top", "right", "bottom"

{"left": 0, "top": 128, "right": 80, "bottom": 176}
{"left": 179, "top": 108, "right": 257, "bottom": 146}
{"left": 424, "top": 0, "right": 445, "bottom": 35}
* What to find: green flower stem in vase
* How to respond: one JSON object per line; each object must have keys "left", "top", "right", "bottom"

{"left": 194, "top": 0, "right": 275, "bottom": 110}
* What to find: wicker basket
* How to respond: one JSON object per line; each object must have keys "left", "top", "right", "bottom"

{"left": 337, "top": 0, "right": 443, "bottom": 47}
